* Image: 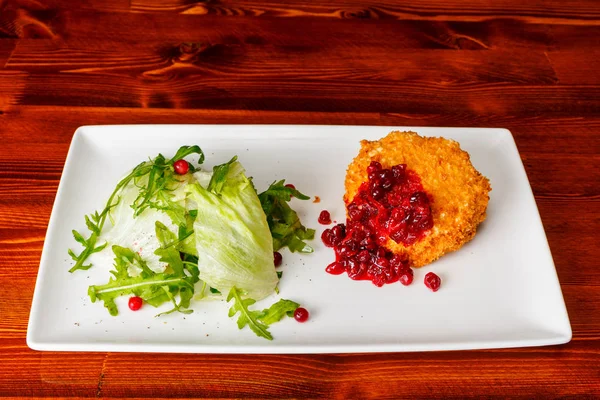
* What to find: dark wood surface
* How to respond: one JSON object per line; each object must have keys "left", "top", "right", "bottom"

{"left": 1, "top": 0, "right": 599, "bottom": 397}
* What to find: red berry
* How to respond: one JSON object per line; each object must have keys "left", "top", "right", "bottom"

{"left": 128, "top": 296, "right": 143, "bottom": 311}
{"left": 321, "top": 229, "right": 336, "bottom": 247}
{"left": 273, "top": 251, "right": 282, "bottom": 267}
{"left": 285, "top": 183, "right": 296, "bottom": 189}
{"left": 399, "top": 270, "right": 413, "bottom": 286}
{"left": 424, "top": 272, "right": 441, "bottom": 292}
{"left": 318, "top": 210, "right": 332, "bottom": 225}
{"left": 392, "top": 164, "right": 406, "bottom": 178}
{"left": 173, "top": 159, "right": 189, "bottom": 175}
{"left": 367, "top": 161, "right": 382, "bottom": 179}
{"left": 294, "top": 307, "right": 309, "bottom": 322}
{"left": 347, "top": 203, "right": 364, "bottom": 221}
{"left": 331, "top": 224, "right": 346, "bottom": 240}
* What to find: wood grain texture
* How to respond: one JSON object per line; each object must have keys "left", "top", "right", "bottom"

{"left": 128, "top": 0, "right": 600, "bottom": 24}
{"left": 1, "top": 0, "right": 599, "bottom": 397}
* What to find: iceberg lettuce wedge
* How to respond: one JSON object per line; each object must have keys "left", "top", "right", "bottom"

{"left": 186, "top": 158, "right": 278, "bottom": 300}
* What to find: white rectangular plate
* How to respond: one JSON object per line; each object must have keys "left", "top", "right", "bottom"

{"left": 27, "top": 125, "right": 571, "bottom": 353}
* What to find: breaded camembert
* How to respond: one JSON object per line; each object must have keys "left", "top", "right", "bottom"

{"left": 344, "top": 131, "right": 491, "bottom": 267}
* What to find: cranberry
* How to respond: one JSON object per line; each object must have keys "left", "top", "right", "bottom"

{"left": 321, "top": 229, "right": 335, "bottom": 247}
{"left": 392, "top": 164, "right": 406, "bottom": 179}
{"left": 370, "top": 179, "right": 381, "bottom": 191}
{"left": 424, "top": 272, "right": 441, "bottom": 292}
{"left": 360, "top": 236, "right": 377, "bottom": 250}
{"left": 377, "top": 208, "right": 390, "bottom": 222}
{"left": 337, "top": 240, "right": 358, "bottom": 258}
{"left": 390, "top": 254, "right": 407, "bottom": 268}
{"left": 404, "top": 232, "right": 418, "bottom": 245}
{"left": 381, "top": 178, "right": 394, "bottom": 190}
{"left": 419, "top": 216, "right": 434, "bottom": 230}
{"left": 375, "top": 232, "right": 387, "bottom": 245}
{"left": 391, "top": 208, "right": 405, "bottom": 222}
{"left": 128, "top": 296, "right": 143, "bottom": 311}
{"left": 318, "top": 210, "right": 332, "bottom": 225}
{"left": 273, "top": 251, "right": 282, "bottom": 267}
{"left": 399, "top": 269, "right": 414, "bottom": 286}
{"left": 375, "top": 256, "right": 389, "bottom": 268}
{"left": 352, "top": 229, "right": 366, "bottom": 242}
{"left": 380, "top": 169, "right": 394, "bottom": 182}
{"left": 361, "top": 203, "right": 378, "bottom": 219}
{"left": 331, "top": 224, "right": 346, "bottom": 240}
{"left": 387, "top": 192, "right": 402, "bottom": 207}
{"left": 367, "top": 161, "right": 382, "bottom": 177}
{"left": 410, "top": 191, "right": 429, "bottom": 205}
{"left": 368, "top": 265, "right": 388, "bottom": 287}
{"left": 173, "top": 159, "right": 189, "bottom": 175}
{"left": 357, "top": 249, "right": 371, "bottom": 263}
{"left": 347, "top": 203, "right": 364, "bottom": 221}
{"left": 326, "top": 261, "right": 345, "bottom": 275}
{"left": 371, "top": 187, "right": 384, "bottom": 200}
{"left": 294, "top": 307, "right": 309, "bottom": 322}
{"left": 285, "top": 183, "right": 296, "bottom": 189}
{"left": 346, "top": 219, "right": 362, "bottom": 232}
{"left": 348, "top": 264, "right": 365, "bottom": 280}
{"left": 390, "top": 229, "right": 406, "bottom": 244}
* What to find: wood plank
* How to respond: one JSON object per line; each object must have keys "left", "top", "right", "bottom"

{"left": 2, "top": 106, "right": 600, "bottom": 153}
{"left": 0, "top": 39, "right": 16, "bottom": 67}
{"left": 97, "top": 334, "right": 600, "bottom": 398}
{"left": 0, "top": 344, "right": 104, "bottom": 397}
{"left": 129, "top": 0, "right": 600, "bottom": 24}
{"left": 51, "top": 12, "right": 565, "bottom": 50}
{"left": 0, "top": 0, "right": 65, "bottom": 39}
{"left": 10, "top": 73, "right": 600, "bottom": 116}
{"left": 0, "top": 338, "right": 598, "bottom": 397}
{"left": 0, "top": 70, "right": 26, "bottom": 110}
{"left": 7, "top": 38, "right": 600, "bottom": 116}
{"left": 4, "top": 7, "right": 599, "bottom": 51}
{"left": 6, "top": 40, "right": 558, "bottom": 84}
{"left": 0, "top": 273, "right": 36, "bottom": 339}
{"left": 547, "top": 50, "right": 600, "bottom": 84}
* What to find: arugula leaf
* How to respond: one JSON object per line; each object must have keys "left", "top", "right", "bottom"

{"left": 227, "top": 286, "right": 272, "bottom": 340}
{"left": 154, "top": 221, "right": 184, "bottom": 276}
{"left": 207, "top": 156, "right": 238, "bottom": 195}
{"left": 258, "top": 180, "right": 315, "bottom": 253}
{"left": 88, "top": 245, "right": 198, "bottom": 316}
{"left": 257, "top": 299, "right": 299, "bottom": 325}
{"left": 176, "top": 210, "right": 198, "bottom": 256}
{"left": 172, "top": 145, "right": 204, "bottom": 166}
{"left": 69, "top": 146, "right": 204, "bottom": 273}
{"left": 227, "top": 287, "right": 301, "bottom": 340}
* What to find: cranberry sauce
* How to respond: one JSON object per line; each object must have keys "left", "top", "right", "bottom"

{"left": 321, "top": 161, "right": 434, "bottom": 287}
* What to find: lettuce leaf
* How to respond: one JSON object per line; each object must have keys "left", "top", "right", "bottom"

{"left": 186, "top": 159, "right": 278, "bottom": 300}
{"left": 69, "top": 145, "right": 204, "bottom": 273}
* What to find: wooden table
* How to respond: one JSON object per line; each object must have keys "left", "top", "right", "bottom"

{"left": 1, "top": 0, "right": 599, "bottom": 397}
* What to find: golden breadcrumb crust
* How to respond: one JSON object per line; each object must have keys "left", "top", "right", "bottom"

{"left": 344, "top": 131, "right": 491, "bottom": 267}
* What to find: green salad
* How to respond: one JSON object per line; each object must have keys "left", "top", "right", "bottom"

{"left": 68, "top": 145, "right": 314, "bottom": 340}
